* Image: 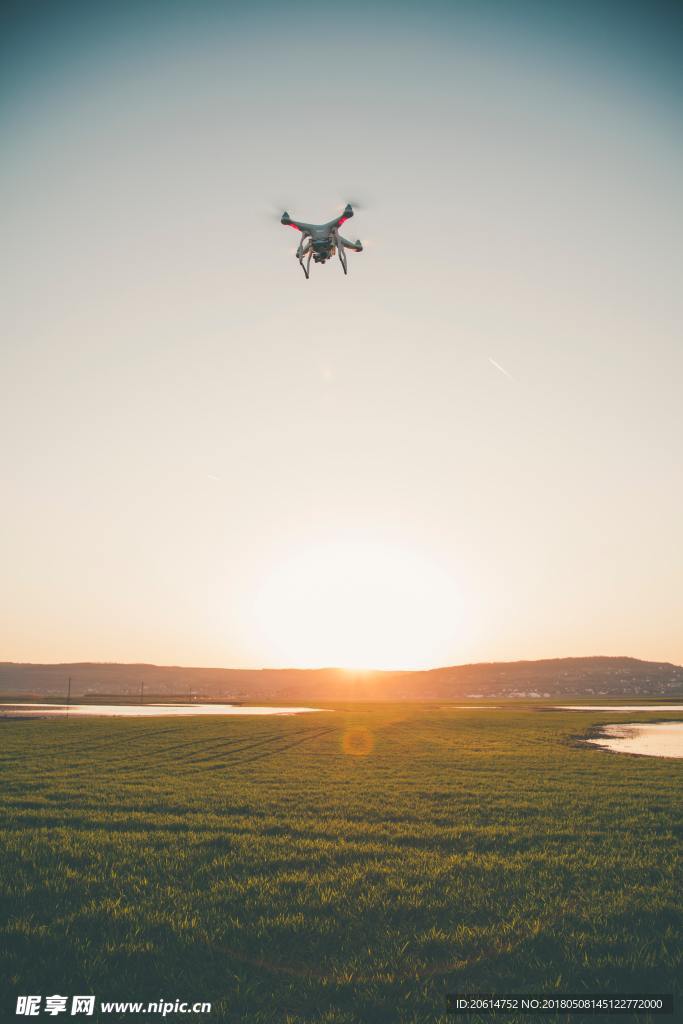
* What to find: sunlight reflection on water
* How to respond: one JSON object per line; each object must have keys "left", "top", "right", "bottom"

{"left": 0, "top": 703, "right": 323, "bottom": 718}
{"left": 585, "top": 722, "right": 683, "bottom": 759}
{"left": 561, "top": 705, "right": 683, "bottom": 711}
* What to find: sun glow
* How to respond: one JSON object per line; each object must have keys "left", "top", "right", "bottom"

{"left": 251, "top": 540, "right": 463, "bottom": 670}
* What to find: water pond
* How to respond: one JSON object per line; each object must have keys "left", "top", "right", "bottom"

{"left": 561, "top": 705, "right": 683, "bottom": 712}
{"left": 0, "top": 702, "right": 323, "bottom": 718}
{"left": 585, "top": 722, "right": 683, "bottom": 759}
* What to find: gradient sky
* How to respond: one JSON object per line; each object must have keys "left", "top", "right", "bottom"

{"left": 2, "top": 1, "right": 682, "bottom": 669}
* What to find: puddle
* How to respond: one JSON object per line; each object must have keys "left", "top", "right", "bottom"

{"left": 585, "top": 722, "right": 683, "bottom": 759}
{"left": 560, "top": 705, "right": 683, "bottom": 712}
{"left": 0, "top": 702, "right": 323, "bottom": 718}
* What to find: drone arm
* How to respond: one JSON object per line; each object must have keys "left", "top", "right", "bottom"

{"left": 338, "top": 235, "right": 363, "bottom": 252}
{"left": 323, "top": 204, "right": 354, "bottom": 231}
{"left": 282, "top": 213, "right": 315, "bottom": 233}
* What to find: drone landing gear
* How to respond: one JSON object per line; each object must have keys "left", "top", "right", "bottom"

{"left": 299, "top": 250, "right": 312, "bottom": 279}
{"left": 297, "top": 238, "right": 312, "bottom": 279}
{"left": 338, "top": 244, "right": 348, "bottom": 275}
{"left": 334, "top": 230, "right": 348, "bottom": 275}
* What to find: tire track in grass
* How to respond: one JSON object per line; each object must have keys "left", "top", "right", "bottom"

{"left": 97, "top": 729, "right": 277, "bottom": 770}
{"left": 112, "top": 714, "right": 335, "bottom": 770}
{"left": 194, "top": 727, "right": 339, "bottom": 771}
{"left": 0, "top": 723, "right": 185, "bottom": 768}
{"left": 168, "top": 731, "right": 309, "bottom": 767}
{"left": 184, "top": 725, "right": 336, "bottom": 769}
{"left": 47, "top": 725, "right": 282, "bottom": 776}
{"left": 109, "top": 725, "right": 330, "bottom": 776}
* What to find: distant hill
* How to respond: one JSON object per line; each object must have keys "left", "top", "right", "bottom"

{"left": 1, "top": 656, "right": 682, "bottom": 701}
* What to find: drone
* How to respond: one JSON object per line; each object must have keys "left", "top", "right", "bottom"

{"left": 281, "top": 203, "right": 363, "bottom": 279}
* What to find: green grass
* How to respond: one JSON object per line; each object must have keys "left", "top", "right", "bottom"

{"left": 0, "top": 705, "right": 681, "bottom": 1022}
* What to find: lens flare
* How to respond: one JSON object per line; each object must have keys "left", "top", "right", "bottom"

{"left": 341, "top": 726, "right": 374, "bottom": 757}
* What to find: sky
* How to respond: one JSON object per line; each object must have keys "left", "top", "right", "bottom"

{"left": 2, "top": 1, "right": 683, "bottom": 670}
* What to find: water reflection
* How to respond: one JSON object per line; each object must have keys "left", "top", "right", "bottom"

{"left": 561, "top": 705, "right": 683, "bottom": 711}
{"left": 586, "top": 722, "right": 683, "bottom": 759}
{"left": 0, "top": 702, "right": 322, "bottom": 718}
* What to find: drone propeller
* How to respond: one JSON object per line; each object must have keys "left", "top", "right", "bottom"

{"left": 336, "top": 195, "right": 368, "bottom": 212}
{"left": 267, "top": 202, "right": 293, "bottom": 222}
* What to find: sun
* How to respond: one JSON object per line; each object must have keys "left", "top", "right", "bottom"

{"left": 250, "top": 539, "right": 463, "bottom": 670}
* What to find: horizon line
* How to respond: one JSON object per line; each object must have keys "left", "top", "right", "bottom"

{"left": 2, "top": 653, "right": 681, "bottom": 673}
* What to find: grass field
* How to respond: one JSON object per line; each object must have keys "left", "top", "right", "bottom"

{"left": 1, "top": 705, "right": 681, "bottom": 1022}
